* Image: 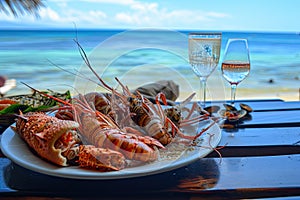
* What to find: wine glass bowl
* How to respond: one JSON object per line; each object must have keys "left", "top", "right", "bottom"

{"left": 188, "top": 33, "right": 222, "bottom": 107}
{"left": 221, "top": 38, "right": 250, "bottom": 105}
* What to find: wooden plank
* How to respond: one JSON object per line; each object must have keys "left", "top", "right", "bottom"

{"left": 210, "top": 127, "right": 300, "bottom": 157}
{"left": 208, "top": 145, "right": 300, "bottom": 157}
{"left": 1, "top": 155, "right": 300, "bottom": 199}
{"left": 219, "top": 127, "right": 300, "bottom": 146}
{"left": 243, "top": 101, "right": 300, "bottom": 111}
{"left": 230, "top": 109, "right": 300, "bottom": 127}
{"left": 175, "top": 155, "right": 300, "bottom": 198}
{"left": 0, "top": 100, "right": 300, "bottom": 199}
{"left": 207, "top": 100, "right": 300, "bottom": 111}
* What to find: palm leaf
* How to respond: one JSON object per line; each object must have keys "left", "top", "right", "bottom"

{"left": 0, "top": 0, "right": 44, "bottom": 17}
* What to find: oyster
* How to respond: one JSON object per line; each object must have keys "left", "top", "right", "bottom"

{"left": 204, "top": 105, "right": 220, "bottom": 114}
{"left": 240, "top": 103, "right": 253, "bottom": 113}
{"left": 223, "top": 103, "right": 238, "bottom": 111}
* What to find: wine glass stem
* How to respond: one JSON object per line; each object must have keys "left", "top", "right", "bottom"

{"left": 230, "top": 84, "right": 237, "bottom": 105}
{"left": 200, "top": 78, "right": 207, "bottom": 108}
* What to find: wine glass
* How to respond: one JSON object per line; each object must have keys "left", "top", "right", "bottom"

{"left": 188, "top": 33, "right": 222, "bottom": 108}
{"left": 221, "top": 38, "right": 250, "bottom": 106}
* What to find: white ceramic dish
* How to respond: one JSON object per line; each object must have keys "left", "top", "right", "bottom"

{"left": 0, "top": 120, "right": 221, "bottom": 180}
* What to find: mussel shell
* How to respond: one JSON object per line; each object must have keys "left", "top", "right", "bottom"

{"left": 218, "top": 109, "right": 247, "bottom": 121}
{"left": 204, "top": 105, "right": 220, "bottom": 113}
{"left": 223, "top": 103, "right": 238, "bottom": 111}
{"left": 240, "top": 103, "right": 253, "bottom": 113}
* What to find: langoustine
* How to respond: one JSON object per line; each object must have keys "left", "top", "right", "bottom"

{"left": 55, "top": 40, "right": 215, "bottom": 146}
{"left": 21, "top": 83, "right": 164, "bottom": 163}
{"left": 73, "top": 42, "right": 180, "bottom": 146}
{"left": 11, "top": 112, "right": 126, "bottom": 171}
{"left": 72, "top": 94, "right": 165, "bottom": 162}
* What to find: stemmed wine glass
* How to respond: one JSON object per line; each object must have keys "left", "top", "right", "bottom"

{"left": 188, "top": 33, "right": 222, "bottom": 108}
{"left": 221, "top": 39, "right": 250, "bottom": 106}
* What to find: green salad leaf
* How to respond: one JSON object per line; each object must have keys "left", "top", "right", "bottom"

{"left": 0, "top": 104, "right": 30, "bottom": 115}
{"left": 0, "top": 90, "right": 71, "bottom": 115}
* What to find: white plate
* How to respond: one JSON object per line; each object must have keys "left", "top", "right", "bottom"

{"left": 0, "top": 120, "right": 221, "bottom": 180}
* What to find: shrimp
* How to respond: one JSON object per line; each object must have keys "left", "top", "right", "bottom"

{"left": 72, "top": 94, "right": 164, "bottom": 162}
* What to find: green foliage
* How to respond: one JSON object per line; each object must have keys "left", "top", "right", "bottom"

{"left": 0, "top": 90, "right": 71, "bottom": 115}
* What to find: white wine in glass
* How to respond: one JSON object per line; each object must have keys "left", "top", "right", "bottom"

{"left": 221, "top": 38, "right": 250, "bottom": 105}
{"left": 188, "top": 33, "right": 222, "bottom": 108}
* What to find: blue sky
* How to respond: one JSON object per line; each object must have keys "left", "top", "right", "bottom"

{"left": 1, "top": 0, "right": 300, "bottom": 32}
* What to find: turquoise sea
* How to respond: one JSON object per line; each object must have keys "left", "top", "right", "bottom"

{"left": 0, "top": 29, "right": 299, "bottom": 101}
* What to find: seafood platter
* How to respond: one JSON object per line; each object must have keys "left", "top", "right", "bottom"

{"left": 0, "top": 45, "right": 222, "bottom": 180}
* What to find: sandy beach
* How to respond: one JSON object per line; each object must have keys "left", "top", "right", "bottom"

{"left": 4, "top": 66, "right": 298, "bottom": 104}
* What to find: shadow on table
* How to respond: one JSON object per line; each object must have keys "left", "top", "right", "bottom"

{"left": 3, "top": 158, "right": 220, "bottom": 197}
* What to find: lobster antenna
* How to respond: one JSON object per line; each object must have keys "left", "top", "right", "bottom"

{"left": 47, "top": 59, "right": 104, "bottom": 89}
{"left": 73, "top": 39, "right": 114, "bottom": 92}
{"left": 21, "top": 82, "right": 72, "bottom": 107}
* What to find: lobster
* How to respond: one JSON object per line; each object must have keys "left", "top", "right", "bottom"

{"left": 11, "top": 111, "right": 126, "bottom": 171}
{"left": 22, "top": 83, "right": 164, "bottom": 163}
{"left": 69, "top": 41, "right": 216, "bottom": 145}
{"left": 72, "top": 94, "right": 164, "bottom": 162}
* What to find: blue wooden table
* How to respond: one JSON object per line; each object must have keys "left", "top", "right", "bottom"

{"left": 0, "top": 99, "right": 300, "bottom": 199}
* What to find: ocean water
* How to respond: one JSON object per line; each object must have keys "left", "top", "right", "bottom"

{"left": 0, "top": 29, "right": 299, "bottom": 101}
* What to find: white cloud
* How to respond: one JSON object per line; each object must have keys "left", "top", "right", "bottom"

{"left": 113, "top": 2, "right": 229, "bottom": 28}
{"left": 80, "top": 0, "right": 136, "bottom": 5}
{"left": 207, "top": 12, "right": 229, "bottom": 18}
{"left": 39, "top": 8, "right": 60, "bottom": 21}
{"left": 130, "top": 2, "right": 158, "bottom": 11}
{"left": 0, "top": 13, "right": 15, "bottom": 21}
{"left": 0, "top": 0, "right": 230, "bottom": 29}
{"left": 115, "top": 13, "right": 134, "bottom": 24}
{"left": 89, "top": 10, "right": 107, "bottom": 19}
{"left": 114, "top": 2, "right": 161, "bottom": 26}
{"left": 46, "top": 0, "right": 229, "bottom": 28}
{"left": 33, "top": 6, "right": 107, "bottom": 26}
